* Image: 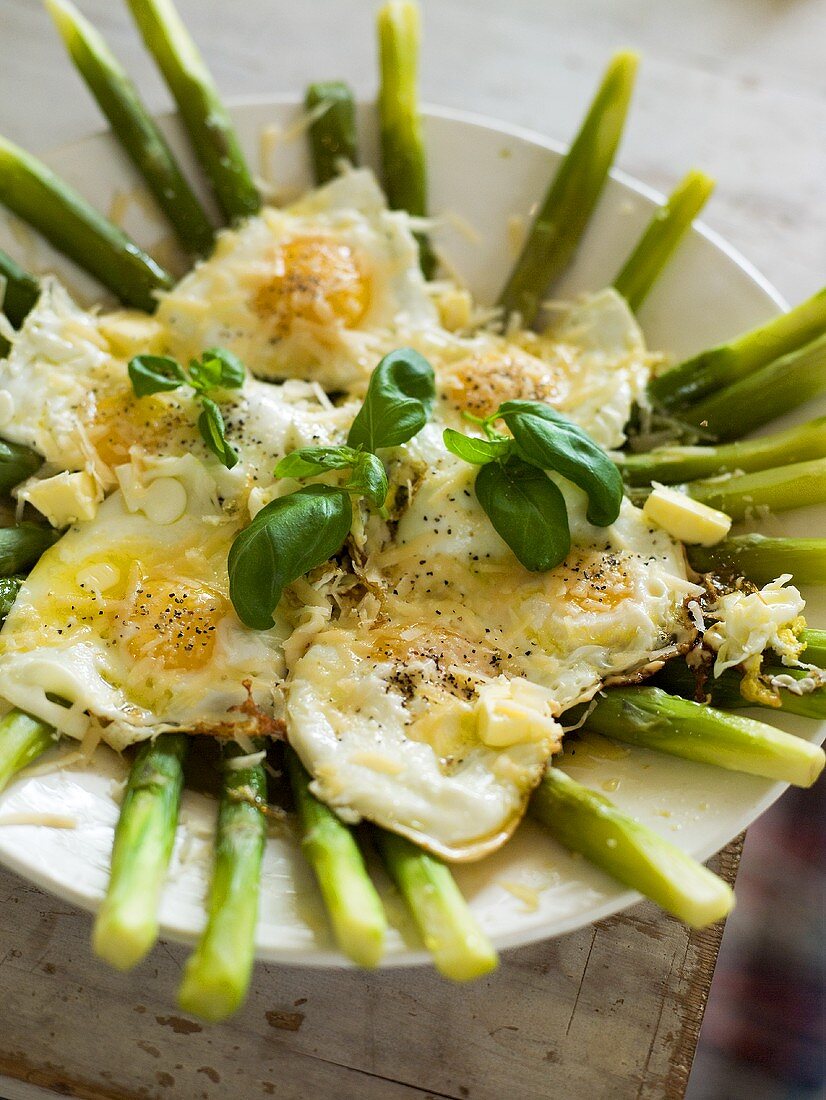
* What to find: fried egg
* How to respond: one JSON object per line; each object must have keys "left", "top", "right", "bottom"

{"left": 156, "top": 170, "right": 438, "bottom": 391}
{"left": 0, "top": 454, "right": 292, "bottom": 749}
{"left": 286, "top": 391, "right": 700, "bottom": 860}
{"left": 419, "top": 288, "right": 650, "bottom": 450}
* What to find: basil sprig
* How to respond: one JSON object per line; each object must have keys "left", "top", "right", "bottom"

{"left": 275, "top": 446, "right": 388, "bottom": 509}
{"left": 229, "top": 348, "right": 435, "bottom": 629}
{"left": 444, "top": 400, "right": 623, "bottom": 572}
{"left": 128, "top": 347, "right": 245, "bottom": 469}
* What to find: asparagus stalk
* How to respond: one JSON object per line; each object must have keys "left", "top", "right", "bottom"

{"left": 46, "top": 0, "right": 214, "bottom": 257}
{"left": 0, "top": 249, "right": 39, "bottom": 327}
{"left": 654, "top": 661, "right": 826, "bottom": 720}
{"left": 613, "top": 169, "right": 715, "bottom": 313}
{"left": 630, "top": 459, "right": 826, "bottom": 519}
{"left": 377, "top": 0, "right": 436, "bottom": 278}
{"left": 286, "top": 748, "right": 387, "bottom": 967}
{"left": 684, "top": 458, "right": 826, "bottom": 521}
{"left": 0, "top": 575, "right": 22, "bottom": 623}
{"left": 0, "top": 524, "right": 60, "bottom": 575}
{"left": 680, "top": 331, "right": 826, "bottom": 440}
{"left": 688, "top": 535, "right": 826, "bottom": 586}
{"left": 125, "top": 0, "right": 260, "bottom": 224}
{"left": 618, "top": 417, "right": 826, "bottom": 486}
{"left": 0, "top": 135, "right": 172, "bottom": 311}
{"left": 802, "top": 629, "right": 826, "bottom": 668}
{"left": 582, "top": 686, "right": 824, "bottom": 787}
{"left": 530, "top": 767, "right": 734, "bottom": 927}
{"left": 649, "top": 286, "right": 826, "bottom": 412}
{"left": 375, "top": 829, "right": 497, "bottom": 981}
{"left": 0, "top": 710, "right": 57, "bottom": 793}
{"left": 305, "top": 82, "right": 359, "bottom": 185}
{"left": 497, "top": 51, "right": 638, "bottom": 326}
{"left": 93, "top": 733, "right": 188, "bottom": 970}
{"left": 178, "top": 740, "right": 267, "bottom": 1022}
{"left": 0, "top": 439, "right": 43, "bottom": 495}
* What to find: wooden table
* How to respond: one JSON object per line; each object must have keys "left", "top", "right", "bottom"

{"left": 0, "top": 1, "right": 822, "bottom": 1097}
{"left": 0, "top": 842, "right": 741, "bottom": 1100}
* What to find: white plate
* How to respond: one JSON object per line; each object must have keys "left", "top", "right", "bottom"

{"left": 0, "top": 100, "right": 822, "bottom": 967}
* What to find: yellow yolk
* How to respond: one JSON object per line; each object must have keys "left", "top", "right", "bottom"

{"left": 126, "top": 577, "right": 228, "bottom": 672}
{"left": 445, "top": 348, "right": 566, "bottom": 418}
{"left": 85, "top": 387, "right": 176, "bottom": 469}
{"left": 548, "top": 549, "right": 636, "bottom": 614}
{"left": 254, "top": 235, "right": 370, "bottom": 338}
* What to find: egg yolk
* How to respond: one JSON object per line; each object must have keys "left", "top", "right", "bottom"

{"left": 85, "top": 387, "right": 189, "bottom": 470}
{"left": 127, "top": 577, "right": 227, "bottom": 671}
{"left": 445, "top": 348, "right": 565, "bottom": 418}
{"left": 552, "top": 549, "right": 635, "bottom": 614}
{"left": 254, "top": 235, "right": 369, "bottom": 337}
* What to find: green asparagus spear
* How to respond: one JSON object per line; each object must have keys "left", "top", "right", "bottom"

{"left": 497, "top": 51, "right": 638, "bottom": 326}
{"left": 680, "top": 331, "right": 826, "bottom": 440}
{"left": 377, "top": 0, "right": 436, "bottom": 278}
{"left": 653, "top": 661, "right": 826, "bottom": 720}
{"left": 802, "top": 629, "right": 826, "bottom": 667}
{"left": 613, "top": 169, "right": 715, "bottom": 313}
{"left": 286, "top": 748, "right": 386, "bottom": 966}
{"left": 0, "top": 710, "right": 57, "bottom": 793}
{"left": 0, "top": 575, "right": 22, "bottom": 623}
{"left": 46, "top": 0, "right": 213, "bottom": 257}
{"left": 0, "top": 135, "right": 172, "bottom": 311}
{"left": 0, "top": 249, "right": 39, "bottom": 327}
{"left": 629, "top": 459, "right": 826, "bottom": 519}
{"left": 375, "top": 829, "right": 497, "bottom": 981}
{"left": 618, "top": 417, "right": 826, "bottom": 486}
{"left": 125, "top": 0, "right": 260, "bottom": 224}
{"left": 93, "top": 733, "right": 188, "bottom": 970}
{"left": 684, "top": 458, "right": 826, "bottom": 521}
{"left": 0, "top": 439, "right": 42, "bottom": 495}
{"left": 649, "top": 286, "right": 826, "bottom": 412}
{"left": 688, "top": 535, "right": 826, "bottom": 586}
{"left": 0, "top": 524, "right": 60, "bottom": 575}
{"left": 305, "top": 82, "right": 359, "bottom": 185}
{"left": 178, "top": 740, "right": 267, "bottom": 1022}
{"left": 581, "top": 686, "right": 823, "bottom": 787}
{"left": 530, "top": 767, "right": 734, "bottom": 927}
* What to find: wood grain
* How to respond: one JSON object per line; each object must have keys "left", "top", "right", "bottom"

{"left": 0, "top": 840, "right": 741, "bottom": 1100}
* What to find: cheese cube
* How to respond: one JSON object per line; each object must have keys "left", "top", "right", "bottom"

{"left": 642, "top": 484, "right": 731, "bottom": 546}
{"left": 21, "top": 471, "right": 100, "bottom": 528}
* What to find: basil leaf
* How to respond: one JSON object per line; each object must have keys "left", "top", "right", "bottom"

{"left": 345, "top": 451, "right": 389, "bottom": 508}
{"left": 475, "top": 457, "right": 570, "bottom": 572}
{"left": 189, "top": 346, "right": 246, "bottom": 393}
{"left": 275, "top": 446, "right": 360, "bottom": 480}
{"left": 497, "top": 400, "right": 623, "bottom": 527}
{"left": 128, "top": 355, "right": 187, "bottom": 397}
{"left": 228, "top": 485, "right": 352, "bottom": 629}
{"left": 198, "top": 397, "right": 239, "bottom": 470}
{"left": 443, "top": 428, "right": 512, "bottom": 465}
{"left": 347, "top": 348, "right": 436, "bottom": 451}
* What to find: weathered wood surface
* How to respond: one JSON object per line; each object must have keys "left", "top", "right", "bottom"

{"left": 0, "top": 841, "right": 741, "bottom": 1100}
